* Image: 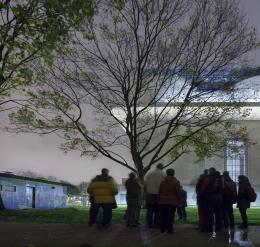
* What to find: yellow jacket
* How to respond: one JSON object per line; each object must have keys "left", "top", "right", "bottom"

{"left": 87, "top": 176, "right": 118, "bottom": 204}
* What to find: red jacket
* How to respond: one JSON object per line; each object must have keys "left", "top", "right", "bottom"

{"left": 158, "top": 176, "right": 182, "bottom": 206}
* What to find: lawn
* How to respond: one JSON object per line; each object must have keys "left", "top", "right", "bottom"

{"left": 0, "top": 206, "right": 260, "bottom": 225}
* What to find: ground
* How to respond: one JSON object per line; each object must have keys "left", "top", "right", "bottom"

{"left": 1, "top": 207, "right": 260, "bottom": 247}
{"left": 1, "top": 220, "right": 260, "bottom": 247}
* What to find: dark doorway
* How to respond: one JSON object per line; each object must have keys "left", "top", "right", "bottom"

{"left": 26, "top": 186, "right": 36, "bottom": 208}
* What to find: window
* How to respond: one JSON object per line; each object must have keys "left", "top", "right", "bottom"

{"left": 4, "top": 185, "right": 16, "bottom": 192}
{"left": 225, "top": 140, "right": 247, "bottom": 182}
{"left": 0, "top": 185, "right": 2, "bottom": 191}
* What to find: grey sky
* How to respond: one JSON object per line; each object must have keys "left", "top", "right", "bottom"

{"left": 0, "top": 0, "right": 259, "bottom": 185}
{"left": 240, "top": 0, "right": 260, "bottom": 66}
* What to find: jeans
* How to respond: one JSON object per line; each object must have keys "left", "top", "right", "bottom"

{"left": 205, "top": 196, "right": 223, "bottom": 232}
{"left": 89, "top": 203, "right": 113, "bottom": 227}
{"left": 223, "top": 203, "right": 235, "bottom": 228}
{"left": 159, "top": 204, "right": 177, "bottom": 233}
{"left": 126, "top": 198, "right": 141, "bottom": 226}
{"left": 239, "top": 208, "right": 248, "bottom": 227}
{"left": 177, "top": 206, "right": 187, "bottom": 220}
{"left": 146, "top": 203, "right": 159, "bottom": 227}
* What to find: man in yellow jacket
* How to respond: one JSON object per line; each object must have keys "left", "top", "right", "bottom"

{"left": 87, "top": 168, "right": 118, "bottom": 228}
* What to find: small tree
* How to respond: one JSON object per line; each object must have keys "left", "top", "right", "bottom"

{"left": 10, "top": 0, "right": 257, "bottom": 182}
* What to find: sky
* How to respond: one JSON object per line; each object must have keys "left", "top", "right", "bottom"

{"left": 0, "top": 0, "right": 260, "bottom": 185}
{"left": 240, "top": 0, "right": 260, "bottom": 66}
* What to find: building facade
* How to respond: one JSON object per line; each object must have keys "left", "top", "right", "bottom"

{"left": 0, "top": 173, "right": 67, "bottom": 209}
{"left": 112, "top": 76, "right": 260, "bottom": 206}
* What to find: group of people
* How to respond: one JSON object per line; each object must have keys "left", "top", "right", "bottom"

{"left": 196, "top": 167, "right": 256, "bottom": 232}
{"left": 87, "top": 165, "right": 256, "bottom": 233}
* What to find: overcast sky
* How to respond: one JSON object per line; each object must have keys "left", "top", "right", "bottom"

{"left": 0, "top": 0, "right": 260, "bottom": 185}
{"left": 240, "top": 0, "right": 260, "bottom": 66}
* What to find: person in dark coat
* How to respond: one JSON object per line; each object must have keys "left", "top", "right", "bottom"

{"left": 196, "top": 169, "right": 208, "bottom": 232}
{"left": 158, "top": 168, "right": 182, "bottom": 234}
{"left": 237, "top": 175, "right": 251, "bottom": 229}
{"left": 124, "top": 172, "right": 143, "bottom": 227}
{"left": 222, "top": 171, "right": 237, "bottom": 229}
{"left": 177, "top": 186, "right": 187, "bottom": 221}
{"left": 200, "top": 167, "right": 224, "bottom": 232}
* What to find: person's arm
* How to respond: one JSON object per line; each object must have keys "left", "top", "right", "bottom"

{"left": 111, "top": 179, "right": 118, "bottom": 195}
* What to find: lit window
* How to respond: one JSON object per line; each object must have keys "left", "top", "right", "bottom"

{"left": 225, "top": 140, "right": 247, "bottom": 182}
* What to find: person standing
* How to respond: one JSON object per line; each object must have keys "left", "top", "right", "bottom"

{"left": 222, "top": 171, "right": 237, "bottom": 229}
{"left": 144, "top": 163, "right": 165, "bottom": 228}
{"left": 196, "top": 169, "right": 208, "bottom": 232}
{"left": 87, "top": 168, "right": 118, "bottom": 229}
{"left": 201, "top": 168, "right": 224, "bottom": 232}
{"left": 158, "top": 168, "right": 182, "bottom": 234}
{"left": 237, "top": 175, "right": 253, "bottom": 229}
{"left": 177, "top": 186, "right": 187, "bottom": 221}
{"left": 124, "top": 172, "right": 143, "bottom": 227}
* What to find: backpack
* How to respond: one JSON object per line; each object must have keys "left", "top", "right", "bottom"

{"left": 247, "top": 186, "right": 257, "bottom": 202}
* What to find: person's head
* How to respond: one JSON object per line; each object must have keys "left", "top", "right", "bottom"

{"left": 156, "top": 163, "right": 164, "bottom": 170}
{"left": 101, "top": 168, "right": 109, "bottom": 176}
{"left": 209, "top": 167, "right": 216, "bottom": 175}
{"left": 129, "top": 172, "right": 136, "bottom": 179}
{"left": 238, "top": 175, "right": 249, "bottom": 184}
{"left": 215, "top": 171, "right": 221, "bottom": 176}
{"left": 223, "top": 171, "right": 230, "bottom": 180}
{"left": 166, "top": 168, "right": 175, "bottom": 176}
{"left": 204, "top": 169, "right": 209, "bottom": 176}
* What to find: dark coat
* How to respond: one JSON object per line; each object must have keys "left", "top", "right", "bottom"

{"left": 200, "top": 173, "right": 224, "bottom": 205}
{"left": 196, "top": 174, "right": 207, "bottom": 207}
{"left": 223, "top": 179, "right": 237, "bottom": 205}
{"left": 158, "top": 176, "right": 182, "bottom": 206}
{"left": 181, "top": 189, "right": 187, "bottom": 207}
{"left": 125, "top": 178, "right": 142, "bottom": 199}
{"left": 237, "top": 182, "right": 250, "bottom": 209}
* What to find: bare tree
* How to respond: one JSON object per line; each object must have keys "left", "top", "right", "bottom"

{"left": 10, "top": 0, "right": 257, "bottom": 182}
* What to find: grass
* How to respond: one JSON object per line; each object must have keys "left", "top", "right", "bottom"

{"left": 0, "top": 205, "right": 260, "bottom": 225}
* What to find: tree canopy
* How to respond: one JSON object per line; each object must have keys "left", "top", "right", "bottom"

{"left": 9, "top": 0, "right": 258, "bottom": 181}
{"left": 0, "top": 0, "right": 95, "bottom": 110}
